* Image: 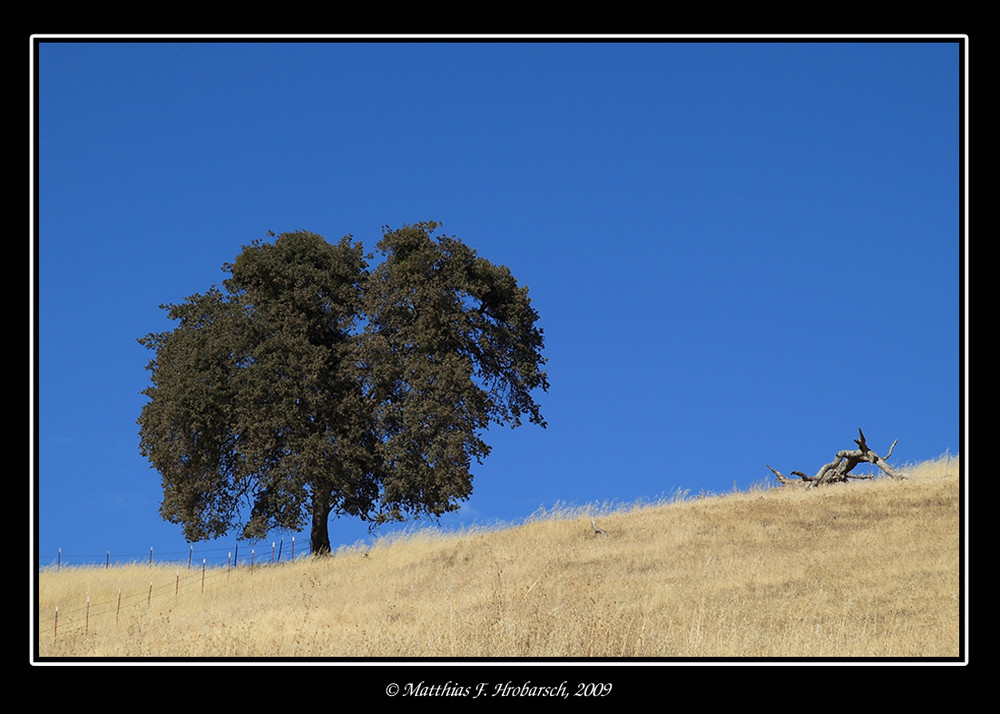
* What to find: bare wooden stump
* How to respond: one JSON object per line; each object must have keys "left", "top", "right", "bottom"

{"left": 767, "top": 429, "right": 909, "bottom": 488}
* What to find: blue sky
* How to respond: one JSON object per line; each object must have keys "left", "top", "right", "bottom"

{"left": 33, "top": 38, "right": 964, "bottom": 568}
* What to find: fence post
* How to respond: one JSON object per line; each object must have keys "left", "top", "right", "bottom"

{"left": 85, "top": 597, "right": 90, "bottom": 636}
{"left": 147, "top": 581, "right": 152, "bottom": 606}
{"left": 251, "top": 549, "right": 255, "bottom": 574}
{"left": 277, "top": 538, "right": 283, "bottom": 563}
{"left": 57, "top": 548, "right": 61, "bottom": 571}
{"left": 149, "top": 547, "right": 153, "bottom": 567}
{"left": 271, "top": 541, "right": 275, "bottom": 564}
{"left": 188, "top": 545, "right": 193, "bottom": 569}
{"left": 175, "top": 571, "right": 179, "bottom": 597}
{"left": 106, "top": 550, "right": 110, "bottom": 568}
{"left": 227, "top": 552, "right": 231, "bottom": 574}
{"left": 201, "top": 559, "right": 206, "bottom": 593}
{"left": 54, "top": 607, "right": 58, "bottom": 641}
{"left": 291, "top": 537, "right": 295, "bottom": 560}
{"left": 116, "top": 589, "right": 121, "bottom": 624}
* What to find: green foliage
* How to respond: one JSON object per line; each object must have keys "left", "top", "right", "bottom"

{"left": 137, "top": 223, "right": 548, "bottom": 554}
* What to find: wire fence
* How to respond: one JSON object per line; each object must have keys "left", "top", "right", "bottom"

{"left": 37, "top": 537, "right": 318, "bottom": 644}
{"left": 37, "top": 536, "right": 314, "bottom": 571}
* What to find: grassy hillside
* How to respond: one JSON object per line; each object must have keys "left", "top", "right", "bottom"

{"left": 36, "top": 455, "right": 961, "bottom": 659}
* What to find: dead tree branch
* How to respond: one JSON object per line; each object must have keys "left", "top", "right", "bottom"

{"left": 769, "top": 429, "right": 909, "bottom": 488}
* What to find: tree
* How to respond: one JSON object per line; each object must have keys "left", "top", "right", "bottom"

{"left": 137, "top": 222, "right": 548, "bottom": 556}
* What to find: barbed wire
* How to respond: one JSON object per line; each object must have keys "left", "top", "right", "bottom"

{"left": 37, "top": 536, "right": 314, "bottom": 570}
{"left": 39, "top": 543, "right": 319, "bottom": 641}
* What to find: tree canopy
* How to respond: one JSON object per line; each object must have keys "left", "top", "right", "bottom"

{"left": 137, "top": 222, "right": 548, "bottom": 555}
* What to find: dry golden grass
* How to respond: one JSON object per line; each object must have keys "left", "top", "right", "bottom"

{"left": 36, "top": 454, "right": 961, "bottom": 659}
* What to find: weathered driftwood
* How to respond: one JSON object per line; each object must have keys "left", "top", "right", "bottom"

{"left": 767, "top": 429, "right": 909, "bottom": 488}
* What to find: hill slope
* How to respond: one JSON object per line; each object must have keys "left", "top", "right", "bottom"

{"left": 37, "top": 455, "right": 961, "bottom": 659}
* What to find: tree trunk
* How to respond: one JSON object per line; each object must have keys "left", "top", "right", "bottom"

{"left": 767, "top": 429, "right": 909, "bottom": 488}
{"left": 310, "top": 493, "right": 332, "bottom": 556}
